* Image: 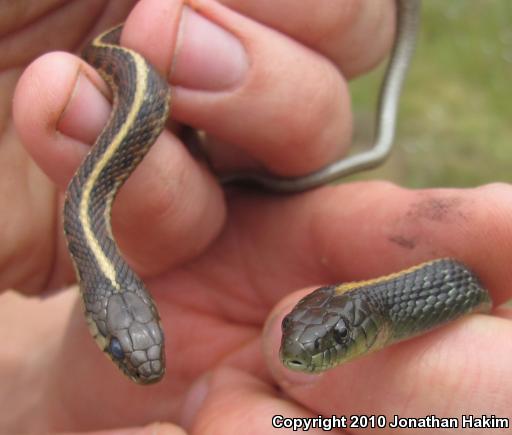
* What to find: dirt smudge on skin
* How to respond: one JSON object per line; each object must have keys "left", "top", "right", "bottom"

{"left": 388, "top": 235, "right": 416, "bottom": 250}
{"left": 387, "top": 195, "right": 468, "bottom": 252}
{"left": 406, "top": 196, "right": 467, "bottom": 223}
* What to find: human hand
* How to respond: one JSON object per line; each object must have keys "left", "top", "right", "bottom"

{"left": 3, "top": 0, "right": 511, "bottom": 433}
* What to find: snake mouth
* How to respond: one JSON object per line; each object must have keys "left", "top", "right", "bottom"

{"left": 129, "top": 369, "right": 165, "bottom": 385}
{"left": 118, "top": 359, "right": 165, "bottom": 385}
{"left": 281, "top": 355, "right": 322, "bottom": 373}
{"left": 283, "top": 359, "right": 311, "bottom": 371}
{"left": 279, "top": 339, "right": 315, "bottom": 372}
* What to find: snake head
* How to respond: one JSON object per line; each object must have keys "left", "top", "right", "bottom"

{"left": 106, "top": 291, "right": 165, "bottom": 384}
{"left": 279, "top": 285, "right": 386, "bottom": 372}
{"left": 86, "top": 288, "right": 166, "bottom": 384}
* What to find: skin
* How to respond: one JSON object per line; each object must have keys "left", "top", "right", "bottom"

{"left": 1, "top": 0, "right": 511, "bottom": 434}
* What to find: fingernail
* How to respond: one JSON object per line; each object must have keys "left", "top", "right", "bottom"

{"left": 110, "top": 422, "right": 186, "bottom": 435}
{"left": 59, "top": 71, "right": 110, "bottom": 143}
{"left": 173, "top": 7, "right": 248, "bottom": 90}
{"left": 180, "top": 372, "right": 211, "bottom": 429}
{"left": 144, "top": 422, "right": 187, "bottom": 435}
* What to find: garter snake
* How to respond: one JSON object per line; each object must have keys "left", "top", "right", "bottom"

{"left": 279, "top": 259, "right": 492, "bottom": 372}
{"left": 63, "top": 25, "right": 169, "bottom": 384}
{"left": 63, "top": 0, "right": 492, "bottom": 384}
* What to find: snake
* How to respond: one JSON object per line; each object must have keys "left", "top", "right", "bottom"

{"left": 62, "top": 0, "right": 491, "bottom": 384}
{"left": 279, "top": 259, "right": 492, "bottom": 372}
{"left": 63, "top": 25, "right": 169, "bottom": 384}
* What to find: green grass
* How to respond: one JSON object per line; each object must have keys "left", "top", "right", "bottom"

{"left": 348, "top": 0, "right": 512, "bottom": 187}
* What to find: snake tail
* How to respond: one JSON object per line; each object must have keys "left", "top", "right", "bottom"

{"left": 280, "top": 258, "right": 492, "bottom": 372}
{"left": 63, "top": 26, "right": 170, "bottom": 384}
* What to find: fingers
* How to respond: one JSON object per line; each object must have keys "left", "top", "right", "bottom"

{"left": 181, "top": 367, "right": 328, "bottom": 435}
{"left": 218, "top": 0, "right": 396, "bottom": 77}
{"left": 13, "top": 49, "right": 226, "bottom": 278}
{"left": 0, "top": 113, "right": 57, "bottom": 294}
{"left": 126, "top": 0, "right": 397, "bottom": 174}
{"left": 219, "top": 182, "right": 512, "bottom": 307}
{"left": 11, "top": 0, "right": 398, "bottom": 286}
{"left": 304, "top": 182, "right": 512, "bottom": 304}
{"left": 125, "top": 0, "right": 352, "bottom": 176}
{"left": 0, "top": 1, "right": 123, "bottom": 70}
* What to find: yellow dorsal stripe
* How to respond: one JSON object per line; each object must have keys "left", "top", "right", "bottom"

{"left": 334, "top": 259, "right": 446, "bottom": 295}
{"left": 79, "top": 45, "right": 148, "bottom": 291}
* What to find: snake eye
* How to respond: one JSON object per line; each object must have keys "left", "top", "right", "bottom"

{"left": 333, "top": 321, "right": 349, "bottom": 344}
{"left": 281, "top": 316, "right": 292, "bottom": 332}
{"left": 314, "top": 337, "right": 322, "bottom": 350}
{"left": 109, "top": 337, "right": 125, "bottom": 360}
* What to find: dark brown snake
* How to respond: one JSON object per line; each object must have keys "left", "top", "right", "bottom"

{"left": 64, "top": 25, "right": 169, "bottom": 384}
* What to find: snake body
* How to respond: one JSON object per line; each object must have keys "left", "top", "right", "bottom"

{"left": 280, "top": 259, "right": 492, "bottom": 372}
{"left": 63, "top": 26, "right": 170, "bottom": 384}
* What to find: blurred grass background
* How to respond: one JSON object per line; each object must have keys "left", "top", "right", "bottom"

{"left": 349, "top": 0, "right": 511, "bottom": 187}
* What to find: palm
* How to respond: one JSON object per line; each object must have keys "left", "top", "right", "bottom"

{"left": 39, "top": 190, "right": 318, "bottom": 428}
